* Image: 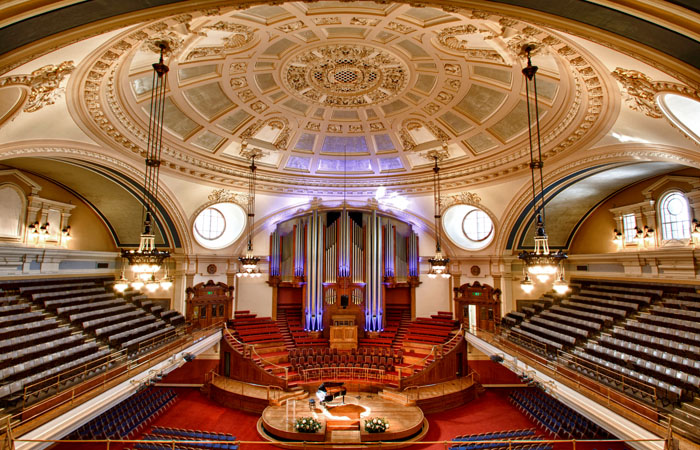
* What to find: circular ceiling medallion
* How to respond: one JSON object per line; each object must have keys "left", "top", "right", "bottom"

{"left": 282, "top": 44, "right": 409, "bottom": 107}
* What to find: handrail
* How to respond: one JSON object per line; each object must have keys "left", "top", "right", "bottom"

{"left": 495, "top": 325, "right": 659, "bottom": 403}
{"left": 249, "top": 346, "right": 289, "bottom": 379}
{"left": 223, "top": 323, "right": 251, "bottom": 356}
{"left": 2, "top": 322, "right": 223, "bottom": 433}
{"left": 223, "top": 323, "right": 290, "bottom": 382}
{"left": 402, "top": 371, "right": 475, "bottom": 401}
{"left": 300, "top": 366, "right": 388, "bottom": 383}
{"left": 468, "top": 327, "right": 668, "bottom": 428}
{"left": 20, "top": 325, "right": 186, "bottom": 403}
{"left": 3, "top": 437, "right": 670, "bottom": 449}
{"left": 398, "top": 326, "right": 464, "bottom": 387}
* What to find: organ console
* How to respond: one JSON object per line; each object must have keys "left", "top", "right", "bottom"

{"left": 316, "top": 382, "right": 347, "bottom": 404}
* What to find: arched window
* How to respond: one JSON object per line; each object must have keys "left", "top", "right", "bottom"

{"left": 0, "top": 184, "right": 25, "bottom": 238}
{"left": 659, "top": 191, "right": 691, "bottom": 241}
{"left": 192, "top": 202, "right": 246, "bottom": 250}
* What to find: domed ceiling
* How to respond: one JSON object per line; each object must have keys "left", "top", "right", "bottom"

{"left": 71, "top": 1, "right": 614, "bottom": 193}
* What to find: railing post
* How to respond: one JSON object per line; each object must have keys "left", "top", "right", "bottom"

{"left": 572, "top": 439, "right": 576, "bottom": 450}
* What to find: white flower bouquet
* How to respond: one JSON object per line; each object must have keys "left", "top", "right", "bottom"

{"left": 364, "top": 417, "right": 390, "bottom": 433}
{"left": 294, "top": 417, "right": 322, "bottom": 433}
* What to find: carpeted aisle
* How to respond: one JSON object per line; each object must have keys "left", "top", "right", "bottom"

{"left": 51, "top": 387, "right": 629, "bottom": 450}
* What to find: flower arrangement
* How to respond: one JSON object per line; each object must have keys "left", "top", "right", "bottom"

{"left": 294, "top": 417, "right": 322, "bottom": 433}
{"left": 364, "top": 417, "right": 390, "bottom": 433}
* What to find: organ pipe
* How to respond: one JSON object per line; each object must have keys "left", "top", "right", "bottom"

{"left": 339, "top": 210, "right": 350, "bottom": 277}
{"left": 305, "top": 211, "right": 324, "bottom": 331}
{"left": 396, "top": 234, "right": 407, "bottom": 282}
{"left": 325, "top": 220, "right": 337, "bottom": 283}
{"left": 281, "top": 232, "right": 293, "bottom": 281}
{"left": 352, "top": 220, "right": 363, "bottom": 284}
{"left": 294, "top": 221, "right": 304, "bottom": 277}
{"left": 408, "top": 232, "right": 419, "bottom": 277}
{"left": 365, "top": 210, "right": 383, "bottom": 332}
{"left": 270, "top": 229, "right": 280, "bottom": 276}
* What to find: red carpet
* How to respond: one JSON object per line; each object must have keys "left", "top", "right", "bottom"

{"left": 51, "top": 388, "right": 630, "bottom": 450}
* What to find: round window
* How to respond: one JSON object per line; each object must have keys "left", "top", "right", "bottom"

{"left": 192, "top": 202, "right": 246, "bottom": 250}
{"left": 657, "top": 93, "right": 700, "bottom": 145}
{"left": 443, "top": 204, "right": 495, "bottom": 251}
{"left": 194, "top": 207, "right": 226, "bottom": 240}
{"left": 462, "top": 209, "right": 493, "bottom": 242}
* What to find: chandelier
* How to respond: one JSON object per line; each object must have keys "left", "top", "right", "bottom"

{"left": 427, "top": 146, "right": 450, "bottom": 279}
{"left": 518, "top": 45, "right": 568, "bottom": 295}
{"left": 237, "top": 149, "right": 262, "bottom": 278}
{"left": 115, "top": 43, "right": 172, "bottom": 293}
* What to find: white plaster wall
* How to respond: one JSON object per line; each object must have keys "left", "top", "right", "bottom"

{"left": 415, "top": 261, "right": 451, "bottom": 317}
{"left": 235, "top": 275, "right": 273, "bottom": 317}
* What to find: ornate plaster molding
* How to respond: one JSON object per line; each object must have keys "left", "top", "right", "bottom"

{"left": 0, "top": 61, "right": 74, "bottom": 113}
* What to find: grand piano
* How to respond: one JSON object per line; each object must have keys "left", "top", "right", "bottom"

{"left": 316, "top": 382, "right": 347, "bottom": 404}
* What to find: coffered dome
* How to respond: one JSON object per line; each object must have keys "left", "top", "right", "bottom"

{"left": 71, "top": 1, "right": 615, "bottom": 193}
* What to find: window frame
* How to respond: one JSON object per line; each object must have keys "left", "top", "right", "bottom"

{"left": 658, "top": 190, "right": 692, "bottom": 242}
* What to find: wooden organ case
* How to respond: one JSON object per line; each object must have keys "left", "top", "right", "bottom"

{"left": 453, "top": 281, "right": 501, "bottom": 332}
{"left": 186, "top": 280, "right": 233, "bottom": 329}
{"left": 268, "top": 209, "right": 420, "bottom": 337}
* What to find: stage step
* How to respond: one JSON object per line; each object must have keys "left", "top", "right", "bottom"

{"left": 328, "top": 429, "right": 361, "bottom": 442}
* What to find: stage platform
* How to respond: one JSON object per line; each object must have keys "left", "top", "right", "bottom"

{"left": 258, "top": 391, "right": 427, "bottom": 448}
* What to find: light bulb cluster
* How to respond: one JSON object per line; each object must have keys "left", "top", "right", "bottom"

{"left": 427, "top": 252, "right": 451, "bottom": 279}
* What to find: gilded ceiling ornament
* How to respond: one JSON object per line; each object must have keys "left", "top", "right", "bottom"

{"left": 422, "top": 147, "right": 449, "bottom": 162}
{"left": 208, "top": 189, "right": 248, "bottom": 207}
{"left": 436, "top": 25, "right": 479, "bottom": 52}
{"left": 470, "top": 10, "right": 492, "bottom": 20}
{"left": 444, "top": 64, "right": 461, "bottom": 76}
{"left": 0, "top": 61, "right": 75, "bottom": 113}
{"left": 186, "top": 22, "right": 255, "bottom": 60}
{"left": 507, "top": 36, "right": 545, "bottom": 58}
{"left": 436, "top": 91, "right": 454, "bottom": 104}
{"left": 312, "top": 17, "right": 340, "bottom": 25}
{"left": 611, "top": 68, "right": 663, "bottom": 118}
{"left": 230, "top": 76, "right": 247, "bottom": 89}
{"left": 369, "top": 122, "right": 385, "bottom": 131}
{"left": 281, "top": 44, "right": 409, "bottom": 108}
{"left": 386, "top": 21, "right": 415, "bottom": 34}
{"left": 142, "top": 31, "right": 185, "bottom": 54}
{"left": 240, "top": 146, "right": 266, "bottom": 161}
{"left": 441, "top": 191, "right": 482, "bottom": 208}
{"left": 229, "top": 63, "right": 247, "bottom": 74}
{"left": 276, "top": 21, "right": 306, "bottom": 33}
{"left": 250, "top": 101, "right": 268, "bottom": 113}
{"left": 350, "top": 17, "right": 379, "bottom": 26}
{"left": 305, "top": 122, "right": 321, "bottom": 131}
{"left": 327, "top": 124, "right": 342, "bottom": 133}
{"left": 239, "top": 120, "right": 264, "bottom": 139}
{"left": 423, "top": 103, "right": 440, "bottom": 114}
{"left": 238, "top": 89, "right": 255, "bottom": 102}
{"left": 426, "top": 121, "right": 451, "bottom": 141}
{"left": 445, "top": 78, "right": 461, "bottom": 91}
{"left": 349, "top": 125, "right": 363, "bottom": 133}
{"left": 398, "top": 129, "right": 416, "bottom": 152}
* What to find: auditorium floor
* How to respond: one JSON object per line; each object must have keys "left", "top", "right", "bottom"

{"left": 51, "top": 388, "right": 628, "bottom": 450}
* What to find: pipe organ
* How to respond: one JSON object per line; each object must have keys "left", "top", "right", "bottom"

{"left": 268, "top": 209, "right": 420, "bottom": 336}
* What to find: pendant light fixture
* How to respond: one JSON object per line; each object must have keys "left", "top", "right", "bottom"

{"left": 115, "top": 42, "right": 172, "bottom": 293}
{"left": 518, "top": 45, "right": 568, "bottom": 294}
{"left": 427, "top": 145, "right": 450, "bottom": 279}
{"left": 237, "top": 148, "right": 262, "bottom": 278}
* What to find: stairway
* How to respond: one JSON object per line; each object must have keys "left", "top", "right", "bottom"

{"left": 276, "top": 310, "right": 296, "bottom": 351}
{"left": 671, "top": 397, "right": 700, "bottom": 443}
{"left": 391, "top": 309, "right": 411, "bottom": 350}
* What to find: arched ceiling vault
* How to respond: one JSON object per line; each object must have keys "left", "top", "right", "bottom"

{"left": 506, "top": 161, "right": 688, "bottom": 252}
{"left": 0, "top": 156, "right": 184, "bottom": 249}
